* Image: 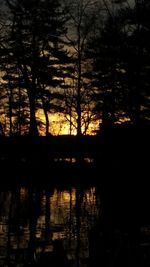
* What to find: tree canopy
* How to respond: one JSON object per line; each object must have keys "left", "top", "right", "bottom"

{"left": 0, "top": 0, "right": 150, "bottom": 136}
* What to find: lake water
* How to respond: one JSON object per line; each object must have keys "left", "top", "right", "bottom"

{"left": 0, "top": 183, "right": 100, "bottom": 267}
{"left": 0, "top": 173, "right": 150, "bottom": 267}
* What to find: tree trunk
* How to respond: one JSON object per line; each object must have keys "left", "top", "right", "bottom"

{"left": 29, "top": 91, "right": 39, "bottom": 136}
{"left": 77, "top": 25, "right": 82, "bottom": 136}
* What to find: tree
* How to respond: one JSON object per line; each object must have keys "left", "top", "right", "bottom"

{"left": 86, "top": 0, "right": 150, "bottom": 130}
{"left": 1, "top": 0, "right": 69, "bottom": 136}
{"left": 62, "top": 0, "right": 101, "bottom": 135}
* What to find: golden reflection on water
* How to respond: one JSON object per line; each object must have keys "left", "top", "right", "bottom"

{"left": 0, "top": 186, "right": 100, "bottom": 267}
{"left": 20, "top": 187, "right": 28, "bottom": 199}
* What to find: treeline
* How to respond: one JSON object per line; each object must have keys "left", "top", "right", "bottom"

{"left": 0, "top": 0, "right": 150, "bottom": 136}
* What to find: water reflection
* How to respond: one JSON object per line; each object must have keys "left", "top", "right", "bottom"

{"left": 1, "top": 179, "right": 150, "bottom": 267}
{"left": 0, "top": 185, "right": 100, "bottom": 267}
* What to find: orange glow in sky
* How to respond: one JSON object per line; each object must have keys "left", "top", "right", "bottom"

{"left": 37, "top": 110, "right": 98, "bottom": 135}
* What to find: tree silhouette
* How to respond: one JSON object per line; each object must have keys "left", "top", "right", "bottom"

{"left": 62, "top": 0, "right": 100, "bottom": 136}
{"left": 0, "top": 0, "right": 150, "bottom": 136}
{"left": 86, "top": 0, "right": 150, "bottom": 130}
{"left": 0, "top": 0, "right": 70, "bottom": 136}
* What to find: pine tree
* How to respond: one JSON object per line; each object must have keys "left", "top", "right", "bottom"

{"left": 86, "top": 0, "right": 150, "bottom": 130}
{"left": 2, "top": 0, "right": 70, "bottom": 135}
